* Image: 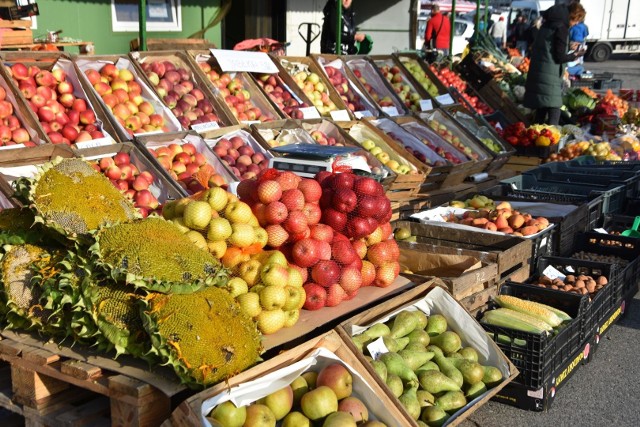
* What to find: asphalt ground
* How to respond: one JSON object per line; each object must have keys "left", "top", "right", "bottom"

{"left": 461, "top": 53, "right": 640, "bottom": 427}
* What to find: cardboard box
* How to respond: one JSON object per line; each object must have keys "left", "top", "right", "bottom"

{"left": 338, "top": 286, "right": 518, "bottom": 426}
{"left": 168, "top": 330, "right": 410, "bottom": 427}
{"left": 73, "top": 55, "right": 182, "bottom": 142}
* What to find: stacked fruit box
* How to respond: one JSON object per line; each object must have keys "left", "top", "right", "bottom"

{"left": 186, "top": 50, "right": 285, "bottom": 124}
{"left": 0, "top": 51, "right": 119, "bottom": 148}
{"left": 73, "top": 55, "right": 183, "bottom": 142}
{"left": 249, "top": 71, "right": 315, "bottom": 119}
{"left": 311, "top": 54, "right": 381, "bottom": 119}
{"left": 128, "top": 50, "right": 235, "bottom": 130}
{"left": 393, "top": 53, "right": 449, "bottom": 101}
{"left": 274, "top": 56, "right": 354, "bottom": 120}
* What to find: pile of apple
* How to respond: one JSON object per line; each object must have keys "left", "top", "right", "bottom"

{"left": 309, "top": 129, "right": 340, "bottom": 146}
{"left": 420, "top": 136, "right": 464, "bottom": 165}
{"left": 401, "top": 58, "right": 440, "bottom": 98}
{"left": 382, "top": 130, "right": 447, "bottom": 167}
{"left": 211, "top": 135, "right": 270, "bottom": 180}
{"left": 90, "top": 152, "right": 160, "bottom": 217}
{"left": 0, "top": 85, "right": 36, "bottom": 147}
{"left": 291, "top": 69, "right": 338, "bottom": 116}
{"left": 254, "top": 73, "right": 308, "bottom": 119}
{"left": 428, "top": 65, "right": 493, "bottom": 115}
{"left": 376, "top": 64, "right": 422, "bottom": 111}
{"left": 424, "top": 118, "right": 482, "bottom": 161}
{"left": 446, "top": 201, "right": 551, "bottom": 236}
{"left": 239, "top": 169, "right": 400, "bottom": 310}
{"left": 206, "top": 363, "right": 388, "bottom": 427}
{"left": 323, "top": 66, "right": 368, "bottom": 113}
{"left": 352, "top": 68, "right": 398, "bottom": 109}
{"left": 360, "top": 138, "right": 414, "bottom": 175}
{"left": 163, "top": 188, "right": 304, "bottom": 335}
{"left": 147, "top": 142, "right": 227, "bottom": 195}
{"left": 138, "top": 59, "right": 220, "bottom": 128}
{"left": 197, "top": 62, "right": 274, "bottom": 123}
{"left": 9, "top": 63, "right": 104, "bottom": 145}
{"left": 84, "top": 64, "right": 168, "bottom": 136}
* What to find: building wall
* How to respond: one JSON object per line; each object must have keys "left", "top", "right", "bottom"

{"left": 286, "top": 0, "right": 325, "bottom": 56}
{"left": 30, "top": 0, "right": 221, "bottom": 55}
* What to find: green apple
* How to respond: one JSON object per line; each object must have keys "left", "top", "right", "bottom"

{"left": 376, "top": 152, "right": 390, "bottom": 164}
{"left": 208, "top": 401, "right": 246, "bottom": 427}
{"left": 204, "top": 186, "right": 229, "bottom": 212}
{"left": 361, "top": 139, "right": 376, "bottom": 151}
{"left": 259, "top": 286, "right": 287, "bottom": 310}
{"left": 282, "top": 411, "right": 310, "bottom": 427}
{"left": 236, "top": 292, "right": 262, "bottom": 318}
{"left": 229, "top": 223, "right": 256, "bottom": 248}
{"left": 243, "top": 404, "right": 276, "bottom": 427}
{"left": 238, "top": 259, "right": 262, "bottom": 286}
{"left": 265, "top": 251, "right": 288, "bottom": 267}
{"left": 226, "top": 277, "right": 248, "bottom": 298}
{"left": 258, "top": 385, "right": 293, "bottom": 421}
{"left": 289, "top": 376, "right": 309, "bottom": 407}
{"left": 301, "top": 371, "right": 318, "bottom": 389}
{"left": 323, "top": 411, "right": 357, "bottom": 427}
{"left": 224, "top": 201, "right": 253, "bottom": 224}
{"left": 370, "top": 146, "right": 383, "bottom": 156}
{"left": 207, "top": 217, "right": 232, "bottom": 241}
{"left": 300, "top": 386, "right": 338, "bottom": 420}
{"left": 261, "top": 263, "right": 289, "bottom": 287}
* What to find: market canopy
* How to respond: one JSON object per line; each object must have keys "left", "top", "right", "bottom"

{"left": 421, "top": 0, "right": 478, "bottom": 13}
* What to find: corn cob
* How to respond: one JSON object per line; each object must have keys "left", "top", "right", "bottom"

{"left": 536, "top": 302, "right": 572, "bottom": 322}
{"left": 482, "top": 308, "right": 553, "bottom": 334}
{"left": 494, "top": 295, "right": 562, "bottom": 327}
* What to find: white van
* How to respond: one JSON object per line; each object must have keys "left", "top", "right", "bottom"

{"left": 416, "top": 18, "right": 476, "bottom": 56}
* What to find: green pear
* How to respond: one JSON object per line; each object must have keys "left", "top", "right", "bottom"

{"left": 464, "top": 381, "right": 487, "bottom": 400}
{"left": 417, "top": 370, "right": 461, "bottom": 394}
{"left": 385, "top": 374, "right": 404, "bottom": 398}
{"left": 426, "top": 314, "right": 447, "bottom": 336}
{"left": 447, "top": 358, "right": 484, "bottom": 386}
{"left": 407, "top": 329, "right": 431, "bottom": 347}
{"left": 399, "top": 385, "right": 421, "bottom": 420}
{"left": 482, "top": 366, "right": 504, "bottom": 387}
{"left": 416, "top": 361, "right": 439, "bottom": 373}
{"left": 370, "top": 359, "right": 388, "bottom": 382}
{"left": 379, "top": 352, "right": 418, "bottom": 385}
{"left": 383, "top": 336, "right": 410, "bottom": 352}
{"left": 430, "top": 331, "right": 462, "bottom": 354}
{"left": 390, "top": 311, "right": 419, "bottom": 339}
{"left": 435, "top": 390, "right": 467, "bottom": 413}
{"left": 365, "top": 323, "right": 391, "bottom": 339}
{"left": 420, "top": 406, "right": 449, "bottom": 427}
{"left": 398, "top": 349, "right": 435, "bottom": 371}
{"left": 412, "top": 310, "right": 428, "bottom": 330}
{"left": 416, "top": 390, "right": 435, "bottom": 407}
{"left": 458, "top": 347, "right": 479, "bottom": 362}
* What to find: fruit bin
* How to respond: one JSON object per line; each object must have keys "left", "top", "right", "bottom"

{"left": 474, "top": 80, "right": 529, "bottom": 126}
{"left": 438, "top": 104, "right": 515, "bottom": 172}
{"left": 394, "top": 220, "right": 533, "bottom": 284}
{"left": 337, "top": 285, "right": 518, "bottom": 427}
{"left": 200, "top": 125, "right": 276, "bottom": 184}
{"left": 575, "top": 232, "right": 640, "bottom": 302}
{"left": 602, "top": 213, "right": 640, "bottom": 235}
{"left": 343, "top": 56, "right": 408, "bottom": 117}
{"left": 394, "top": 116, "right": 481, "bottom": 187}
{"left": 365, "top": 117, "right": 452, "bottom": 192}
{"left": 73, "top": 55, "right": 182, "bottom": 142}
{"left": 481, "top": 282, "right": 587, "bottom": 389}
{"left": 0, "top": 66, "right": 48, "bottom": 149}
{"left": 311, "top": 54, "right": 381, "bottom": 118}
{"left": 133, "top": 130, "right": 238, "bottom": 195}
{"left": 186, "top": 50, "right": 285, "bottom": 124}
{"left": 299, "top": 118, "right": 396, "bottom": 187}
{"left": 532, "top": 256, "right": 620, "bottom": 349}
{"left": 0, "top": 52, "right": 119, "bottom": 148}
{"left": 167, "top": 330, "right": 410, "bottom": 427}
{"left": 393, "top": 53, "right": 449, "bottom": 100}
{"left": 250, "top": 118, "right": 316, "bottom": 149}
{"left": 336, "top": 120, "right": 427, "bottom": 199}
{"left": 127, "top": 50, "right": 235, "bottom": 130}
{"left": 249, "top": 71, "right": 315, "bottom": 119}
{"left": 0, "top": 143, "right": 74, "bottom": 203}
{"left": 273, "top": 55, "right": 354, "bottom": 119}
{"left": 75, "top": 141, "right": 186, "bottom": 213}
{"left": 369, "top": 55, "right": 432, "bottom": 113}
{"left": 397, "top": 242, "right": 500, "bottom": 314}
{"left": 500, "top": 174, "right": 626, "bottom": 215}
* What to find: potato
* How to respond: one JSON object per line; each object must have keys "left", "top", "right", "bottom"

{"left": 551, "top": 285, "right": 559, "bottom": 290}
{"left": 597, "top": 276, "right": 608, "bottom": 286}
{"left": 563, "top": 284, "right": 573, "bottom": 291}
{"left": 565, "top": 275, "right": 576, "bottom": 283}
{"left": 586, "top": 282, "right": 596, "bottom": 293}
{"left": 575, "top": 280, "right": 585, "bottom": 289}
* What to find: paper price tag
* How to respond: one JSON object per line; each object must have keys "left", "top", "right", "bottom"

{"left": 0, "top": 144, "right": 24, "bottom": 151}
{"left": 210, "top": 49, "right": 278, "bottom": 73}
{"left": 419, "top": 99, "right": 433, "bottom": 111}
{"left": 242, "top": 120, "right": 261, "bottom": 125}
{"left": 74, "top": 139, "right": 112, "bottom": 149}
{"left": 594, "top": 228, "right": 609, "bottom": 234}
{"left": 190, "top": 121, "right": 220, "bottom": 133}
{"left": 436, "top": 94, "right": 455, "bottom": 105}
{"left": 542, "top": 265, "right": 566, "bottom": 281}
{"left": 354, "top": 110, "right": 373, "bottom": 119}
{"left": 299, "top": 107, "right": 321, "bottom": 119}
{"left": 381, "top": 106, "right": 399, "bottom": 116}
{"left": 330, "top": 109, "right": 351, "bottom": 122}
{"left": 366, "top": 337, "right": 389, "bottom": 360}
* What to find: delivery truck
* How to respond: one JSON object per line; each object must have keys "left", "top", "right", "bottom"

{"left": 509, "top": 0, "right": 640, "bottom": 62}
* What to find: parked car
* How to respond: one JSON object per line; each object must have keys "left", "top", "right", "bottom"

{"left": 416, "top": 18, "right": 476, "bottom": 56}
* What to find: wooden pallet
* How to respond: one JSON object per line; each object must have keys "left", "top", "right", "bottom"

{"left": 0, "top": 336, "right": 177, "bottom": 427}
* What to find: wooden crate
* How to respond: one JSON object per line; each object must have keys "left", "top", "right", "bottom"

{"left": 0, "top": 334, "right": 185, "bottom": 427}
{"left": 0, "top": 20, "right": 33, "bottom": 46}
{"left": 337, "top": 286, "right": 519, "bottom": 427}
{"left": 130, "top": 38, "right": 216, "bottom": 52}
{"left": 503, "top": 155, "right": 542, "bottom": 173}
{"left": 476, "top": 80, "right": 529, "bottom": 126}
{"left": 165, "top": 329, "right": 415, "bottom": 427}
{"left": 394, "top": 220, "right": 533, "bottom": 282}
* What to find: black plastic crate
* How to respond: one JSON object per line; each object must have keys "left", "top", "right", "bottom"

{"left": 482, "top": 283, "right": 587, "bottom": 389}
{"left": 602, "top": 214, "right": 638, "bottom": 235}
{"left": 501, "top": 174, "right": 625, "bottom": 215}
{"left": 574, "top": 232, "right": 640, "bottom": 305}
{"left": 568, "top": 155, "right": 640, "bottom": 169}
{"left": 571, "top": 79, "right": 595, "bottom": 89}
{"left": 529, "top": 226, "right": 556, "bottom": 275}
{"left": 481, "top": 183, "right": 604, "bottom": 234}
{"left": 524, "top": 167, "right": 640, "bottom": 200}
{"left": 595, "top": 79, "right": 622, "bottom": 90}
{"left": 535, "top": 256, "right": 619, "bottom": 343}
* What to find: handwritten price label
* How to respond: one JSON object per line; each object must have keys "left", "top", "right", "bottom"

{"left": 210, "top": 49, "right": 279, "bottom": 73}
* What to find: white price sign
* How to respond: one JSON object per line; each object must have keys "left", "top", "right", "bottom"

{"left": 542, "top": 265, "right": 566, "bottom": 281}
{"left": 381, "top": 106, "right": 399, "bottom": 116}
{"left": 74, "top": 139, "right": 112, "bottom": 149}
{"left": 330, "top": 109, "right": 351, "bottom": 121}
{"left": 419, "top": 99, "right": 434, "bottom": 111}
{"left": 354, "top": 110, "right": 373, "bottom": 119}
{"left": 366, "top": 337, "right": 389, "bottom": 360}
{"left": 299, "top": 107, "right": 321, "bottom": 119}
{"left": 190, "top": 121, "right": 220, "bottom": 133}
{"left": 436, "top": 94, "right": 455, "bottom": 105}
{"left": 210, "top": 49, "right": 279, "bottom": 73}
{"left": 594, "top": 228, "right": 609, "bottom": 234}
{"left": 0, "top": 144, "right": 24, "bottom": 151}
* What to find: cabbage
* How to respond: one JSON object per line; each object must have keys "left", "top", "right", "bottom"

{"left": 564, "top": 90, "right": 597, "bottom": 111}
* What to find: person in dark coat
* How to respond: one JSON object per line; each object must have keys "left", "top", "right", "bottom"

{"left": 523, "top": 3, "right": 586, "bottom": 125}
{"left": 527, "top": 16, "right": 542, "bottom": 56}
{"left": 512, "top": 15, "right": 530, "bottom": 55}
{"left": 320, "top": 0, "right": 365, "bottom": 54}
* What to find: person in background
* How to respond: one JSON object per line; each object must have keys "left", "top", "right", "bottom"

{"left": 489, "top": 16, "right": 507, "bottom": 50}
{"left": 513, "top": 15, "right": 530, "bottom": 55}
{"left": 524, "top": 3, "right": 587, "bottom": 125}
{"left": 527, "top": 16, "right": 543, "bottom": 56}
{"left": 424, "top": 4, "right": 451, "bottom": 56}
{"left": 567, "top": 19, "right": 589, "bottom": 76}
{"left": 320, "top": 0, "right": 366, "bottom": 54}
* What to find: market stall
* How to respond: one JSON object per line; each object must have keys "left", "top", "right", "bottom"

{"left": 0, "top": 47, "right": 638, "bottom": 427}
